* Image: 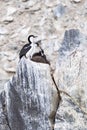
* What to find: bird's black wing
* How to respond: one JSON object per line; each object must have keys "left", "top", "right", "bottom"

{"left": 19, "top": 44, "right": 31, "bottom": 59}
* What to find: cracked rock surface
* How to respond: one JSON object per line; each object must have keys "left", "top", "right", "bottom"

{"left": 0, "top": 58, "right": 60, "bottom": 130}
{"left": 0, "top": 29, "right": 87, "bottom": 129}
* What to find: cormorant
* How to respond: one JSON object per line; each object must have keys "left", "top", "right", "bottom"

{"left": 19, "top": 35, "right": 50, "bottom": 65}
{"left": 19, "top": 35, "right": 37, "bottom": 59}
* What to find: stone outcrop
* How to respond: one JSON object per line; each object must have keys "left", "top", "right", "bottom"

{"left": 0, "top": 58, "right": 60, "bottom": 130}
{"left": 54, "top": 29, "right": 87, "bottom": 129}
{"left": 0, "top": 29, "right": 87, "bottom": 130}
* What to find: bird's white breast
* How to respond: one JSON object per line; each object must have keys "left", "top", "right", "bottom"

{"left": 26, "top": 43, "right": 41, "bottom": 59}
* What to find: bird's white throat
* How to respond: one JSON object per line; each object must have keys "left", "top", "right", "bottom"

{"left": 26, "top": 42, "right": 41, "bottom": 59}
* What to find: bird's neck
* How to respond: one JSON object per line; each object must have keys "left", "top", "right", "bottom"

{"left": 31, "top": 42, "right": 37, "bottom": 47}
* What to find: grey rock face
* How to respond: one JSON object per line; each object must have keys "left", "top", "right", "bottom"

{"left": 53, "top": 4, "right": 66, "bottom": 18}
{"left": 59, "top": 29, "right": 80, "bottom": 56}
{"left": 0, "top": 29, "right": 87, "bottom": 130}
{"left": 2, "top": 16, "right": 14, "bottom": 24}
{"left": 72, "top": 0, "right": 81, "bottom": 3}
{"left": 0, "top": 27, "right": 8, "bottom": 35}
{"left": 0, "top": 58, "right": 60, "bottom": 130}
{"left": 54, "top": 29, "right": 87, "bottom": 129}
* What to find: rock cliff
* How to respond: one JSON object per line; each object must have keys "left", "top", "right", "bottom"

{"left": 0, "top": 58, "right": 60, "bottom": 130}
{"left": 0, "top": 0, "right": 87, "bottom": 129}
{"left": 0, "top": 29, "right": 87, "bottom": 130}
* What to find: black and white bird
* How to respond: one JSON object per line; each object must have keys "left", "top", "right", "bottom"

{"left": 19, "top": 35, "right": 37, "bottom": 59}
{"left": 19, "top": 35, "right": 50, "bottom": 65}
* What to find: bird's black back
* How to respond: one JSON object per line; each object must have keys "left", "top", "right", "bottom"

{"left": 19, "top": 43, "right": 31, "bottom": 59}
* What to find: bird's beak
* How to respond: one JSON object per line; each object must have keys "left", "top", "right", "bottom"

{"left": 34, "top": 36, "right": 38, "bottom": 38}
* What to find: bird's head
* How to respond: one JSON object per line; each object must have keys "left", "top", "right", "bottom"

{"left": 28, "top": 35, "right": 37, "bottom": 44}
